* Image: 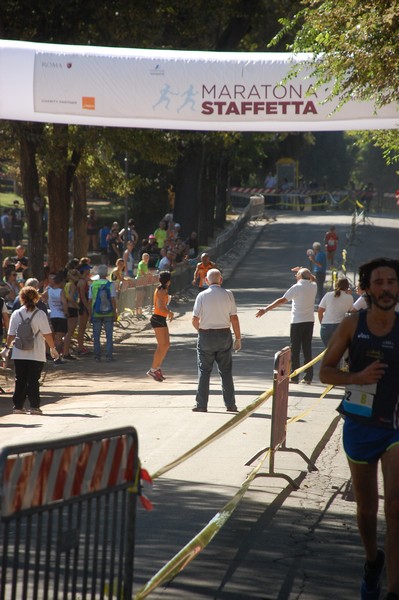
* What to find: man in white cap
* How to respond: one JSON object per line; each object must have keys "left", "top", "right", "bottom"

{"left": 88, "top": 265, "right": 117, "bottom": 362}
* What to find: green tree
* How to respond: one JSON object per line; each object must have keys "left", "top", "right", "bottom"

{"left": 276, "top": 0, "right": 399, "bottom": 156}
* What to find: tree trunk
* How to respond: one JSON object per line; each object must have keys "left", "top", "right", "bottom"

{"left": 173, "top": 138, "right": 204, "bottom": 240}
{"left": 46, "top": 125, "right": 81, "bottom": 272}
{"left": 46, "top": 170, "right": 71, "bottom": 272}
{"left": 17, "top": 123, "right": 46, "bottom": 281}
{"left": 72, "top": 175, "right": 88, "bottom": 259}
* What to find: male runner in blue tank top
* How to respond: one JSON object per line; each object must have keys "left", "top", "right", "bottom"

{"left": 320, "top": 257, "right": 399, "bottom": 600}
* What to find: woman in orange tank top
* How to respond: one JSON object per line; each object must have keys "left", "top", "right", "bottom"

{"left": 147, "top": 271, "right": 173, "bottom": 382}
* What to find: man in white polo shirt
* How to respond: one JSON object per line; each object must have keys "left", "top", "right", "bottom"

{"left": 192, "top": 268, "right": 241, "bottom": 412}
{"left": 256, "top": 268, "right": 317, "bottom": 384}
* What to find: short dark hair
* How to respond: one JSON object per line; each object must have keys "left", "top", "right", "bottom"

{"left": 358, "top": 258, "right": 399, "bottom": 290}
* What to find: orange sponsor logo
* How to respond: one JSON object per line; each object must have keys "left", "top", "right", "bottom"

{"left": 82, "top": 96, "right": 95, "bottom": 110}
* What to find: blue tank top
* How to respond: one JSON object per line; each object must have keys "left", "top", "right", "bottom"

{"left": 338, "top": 310, "right": 399, "bottom": 429}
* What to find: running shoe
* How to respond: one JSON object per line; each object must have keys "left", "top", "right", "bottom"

{"left": 29, "top": 408, "right": 43, "bottom": 415}
{"left": 361, "top": 549, "right": 385, "bottom": 600}
{"left": 53, "top": 358, "right": 66, "bottom": 366}
{"left": 147, "top": 369, "right": 163, "bottom": 382}
{"left": 77, "top": 348, "right": 91, "bottom": 356}
{"left": 12, "top": 408, "right": 26, "bottom": 414}
{"left": 157, "top": 369, "right": 166, "bottom": 380}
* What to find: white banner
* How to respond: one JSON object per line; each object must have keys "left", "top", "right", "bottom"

{"left": 0, "top": 40, "right": 398, "bottom": 131}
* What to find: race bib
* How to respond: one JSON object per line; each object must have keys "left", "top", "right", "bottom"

{"left": 342, "top": 383, "right": 377, "bottom": 418}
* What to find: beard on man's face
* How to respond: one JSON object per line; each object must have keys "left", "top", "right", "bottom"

{"left": 368, "top": 291, "right": 398, "bottom": 311}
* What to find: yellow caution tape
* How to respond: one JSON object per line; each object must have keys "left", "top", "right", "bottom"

{"left": 287, "top": 384, "right": 334, "bottom": 425}
{"left": 151, "top": 388, "right": 273, "bottom": 480}
{"left": 288, "top": 349, "right": 326, "bottom": 380}
{"left": 138, "top": 351, "right": 333, "bottom": 599}
{"left": 134, "top": 447, "right": 271, "bottom": 599}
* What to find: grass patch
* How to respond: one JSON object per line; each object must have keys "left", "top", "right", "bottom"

{"left": 0, "top": 192, "right": 21, "bottom": 208}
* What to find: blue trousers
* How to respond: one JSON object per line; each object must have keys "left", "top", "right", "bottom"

{"left": 320, "top": 323, "right": 338, "bottom": 347}
{"left": 92, "top": 316, "right": 114, "bottom": 359}
{"left": 196, "top": 330, "right": 236, "bottom": 409}
{"left": 315, "top": 271, "right": 326, "bottom": 303}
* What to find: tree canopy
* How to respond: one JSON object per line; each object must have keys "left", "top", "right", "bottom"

{"left": 278, "top": 0, "right": 399, "bottom": 107}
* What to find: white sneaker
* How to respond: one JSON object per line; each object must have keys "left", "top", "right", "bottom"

{"left": 29, "top": 408, "right": 43, "bottom": 415}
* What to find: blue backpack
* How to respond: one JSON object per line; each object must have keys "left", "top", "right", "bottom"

{"left": 93, "top": 281, "right": 113, "bottom": 315}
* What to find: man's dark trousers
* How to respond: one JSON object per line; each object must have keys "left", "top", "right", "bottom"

{"left": 290, "top": 321, "right": 314, "bottom": 382}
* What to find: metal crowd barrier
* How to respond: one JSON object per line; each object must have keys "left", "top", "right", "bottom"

{"left": 117, "top": 279, "right": 156, "bottom": 314}
{"left": 245, "top": 346, "right": 317, "bottom": 487}
{"left": 0, "top": 427, "right": 140, "bottom": 600}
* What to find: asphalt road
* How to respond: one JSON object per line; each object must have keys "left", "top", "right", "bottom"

{"left": 1, "top": 211, "right": 398, "bottom": 599}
